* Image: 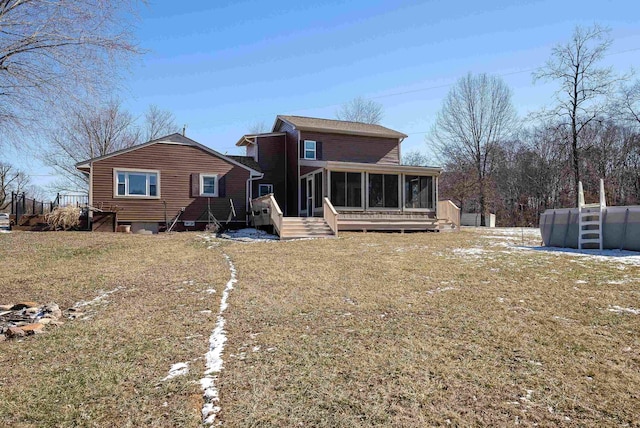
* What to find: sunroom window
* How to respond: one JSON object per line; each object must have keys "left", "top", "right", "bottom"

{"left": 115, "top": 170, "right": 159, "bottom": 197}
{"left": 404, "top": 175, "right": 433, "bottom": 209}
{"left": 368, "top": 174, "right": 399, "bottom": 208}
{"left": 330, "top": 171, "right": 362, "bottom": 208}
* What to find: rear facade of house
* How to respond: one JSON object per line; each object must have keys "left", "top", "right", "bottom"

{"left": 77, "top": 116, "right": 454, "bottom": 234}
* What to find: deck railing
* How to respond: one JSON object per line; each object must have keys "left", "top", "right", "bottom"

{"left": 437, "top": 200, "right": 461, "bottom": 230}
{"left": 251, "top": 193, "right": 283, "bottom": 236}
{"left": 323, "top": 197, "right": 339, "bottom": 236}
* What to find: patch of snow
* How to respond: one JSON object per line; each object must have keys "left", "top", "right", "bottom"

{"left": 0, "top": 229, "right": 10, "bottom": 233}
{"left": 453, "top": 248, "right": 486, "bottom": 255}
{"left": 427, "top": 287, "right": 456, "bottom": 294}
{"left": 608, "top": 305, "right": 640, "bottom": 315}
{"left": 162, "top": 362, "right": 189, "bottom": 381}
{"left": 200, "top": 310, "right": 212, "bottom": 315}
{"left": 497, "top": 297, "right": 505, "bottom": 303}
{"left": 201, "top": 253, "right": 237, "bottom": 425}
{"left": 218, "top": 228, "right": 278, "bottom": 243}
{"left": 204, "top": 288, "right": 216, "bottom": 294}
{"left": 252, "top": 346, "right": 261, "bottom": 352}
{"left": 73, "top": 287, "right": 121, "bottom": 308}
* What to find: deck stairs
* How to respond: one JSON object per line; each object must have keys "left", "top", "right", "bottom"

{"left": 577, "top": 179, "right": 606, "bottom": 250}
{"left": 280, "top": 217, "right": 335, "bottom": 239}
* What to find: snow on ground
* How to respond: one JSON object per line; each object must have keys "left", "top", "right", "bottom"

{"left": 73, "top": 287, "right": 122, "bottom": 308}
{"left": 161, "top": 362, "right": 189, "bottom": 381}
{"left": 218, "top": 228, "right": 278, "bottom": 243}
{"left": 468, "top": 227, "right": 640, "bottom": 267}
{"left": 608, "top": 306, "right": 640, "bottom": 315}
{"left": 200, "top": 253, "right": 238, "bottom": 425}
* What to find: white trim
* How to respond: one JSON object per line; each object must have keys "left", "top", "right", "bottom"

{"left": 303, "top": 140, "right": 316, "bottom": 160}
{"left": 113, "top": 168, "right": 161, "bottom": 199}
{"left": 199, "top": 173, "right": 219, "bottom": 197}
{"left": 325, "top": 160, "right": 441, "bottom": 176}
{"left": 258, "top": 183, "right": 273, "bottom": 197}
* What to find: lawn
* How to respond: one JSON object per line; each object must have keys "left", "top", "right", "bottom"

{"left": 1, "top": 229, "right": 639, "bottom": 427}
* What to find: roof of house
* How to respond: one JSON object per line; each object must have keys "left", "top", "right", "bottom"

{"left": 227, "top": 155, "right": 262, "bottom": 172}
{"left": 75, "top": 133, "right": 262, "bottom": 175}
{"left": 275, "top": 115, "right": 408, "bottom": 139}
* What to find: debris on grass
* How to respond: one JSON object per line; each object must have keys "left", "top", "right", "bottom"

{"left": 46, "top": 206, "right": 81, "bottom": 230}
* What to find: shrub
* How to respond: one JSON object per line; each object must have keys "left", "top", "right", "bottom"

{"left": 46, "top": 206, "right": 81, "bottom": 230}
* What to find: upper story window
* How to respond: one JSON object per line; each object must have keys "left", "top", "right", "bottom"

{"left": 200, "top": 174, "right": 218, "bottom": 197}
{"left": 115, "top": 169, "right": 159, "bottom": 198}
{"left": 304, "top": 140, "right": 316, "bottom": 160}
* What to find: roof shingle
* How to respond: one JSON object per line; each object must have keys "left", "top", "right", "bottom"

{"left": 276, "top": 115, "right": 408, "bottom": 139}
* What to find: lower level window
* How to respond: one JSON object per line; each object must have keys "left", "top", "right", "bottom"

{"left": 259, "top": 184, "right": 273, "bottom": 197}
{"left": 116, "top": 170, "right": 158, "bottom": 197}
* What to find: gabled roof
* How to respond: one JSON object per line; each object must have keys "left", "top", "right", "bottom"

{"left": 75, "top": 133, "right": 262, "bottom": 175}
{"left": 274, "top": 115, "right": 408, "bottom": 139}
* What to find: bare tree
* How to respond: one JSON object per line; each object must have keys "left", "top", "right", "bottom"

{"left": 43, "top": 100, "right": 141, "bottom": 191}
{"left": 0, "top": 162, "right": 30, "bottom": 209}
{"left": 619, "top": 80, "right": 640, "bottom": 126}
{"left": 430, "top": 72, "right": 518, "bottom": 225}
{"left": 534, "top": 24, "right": 618, "bottom": 204}
{"left": 144, "top": 105, "right": 179, "bottom": 141}
{"left": 248, "top": 121, "right": 268, "bottom": 134}
{"left": 402, "top": 149, "right": 431, "bottom": 166}
{"left": 336, "top": 97, "right": 384, "bottom": 124}
{"left": 0, "top": 0, "right": 142, "bottom": 144}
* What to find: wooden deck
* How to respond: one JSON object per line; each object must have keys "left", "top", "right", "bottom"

{"left": 337, "top": 212, "right": 443, "bottom": 232}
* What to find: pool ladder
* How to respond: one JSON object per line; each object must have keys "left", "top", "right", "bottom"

{"left": 577, "top": 179, "right": 606, "bottom": 250}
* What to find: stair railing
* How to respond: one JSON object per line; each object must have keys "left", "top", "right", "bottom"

{"left": 323, "top": 197, "right": 338, "bottom": 236}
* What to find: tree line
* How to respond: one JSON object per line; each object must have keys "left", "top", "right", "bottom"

{"left": 430, "top": 24, "right": 640, "bottom": 226}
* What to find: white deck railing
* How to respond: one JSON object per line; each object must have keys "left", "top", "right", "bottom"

{"left": 437, "top": 200, "right": 461, "bottom": 230}
{"left": 323, "top": 197, "right": 339, "bottom": 236}
{"left": 251, "top": 193, "right": 283, "bottom": 236}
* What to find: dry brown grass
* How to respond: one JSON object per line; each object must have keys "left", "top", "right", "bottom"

{"left": 0, "top": 231, "right": 228, "bottom": 427}
{"left": 220, "top": 230, "right": 640, "bottom": 427}
{"left": 1, "top": 229, "right": 639, "bottom": 427}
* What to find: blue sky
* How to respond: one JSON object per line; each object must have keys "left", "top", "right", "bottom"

{"left": 8, "top": 0, "right": 640, "bottom": 193}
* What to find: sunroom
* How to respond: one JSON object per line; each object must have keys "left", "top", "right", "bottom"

{"left": 300, "top": 161, "right": 441, "bottom": 226}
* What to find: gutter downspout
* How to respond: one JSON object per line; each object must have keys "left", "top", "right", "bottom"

{"left": 88, "top": 162, "right": 94, "bottom": 229}
{"left": 246, "top": 173, "right": 264, "bottom": 225}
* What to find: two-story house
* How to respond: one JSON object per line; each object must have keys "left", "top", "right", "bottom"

{"left": 76, "top": 115, "right": 458, "bottom": 236}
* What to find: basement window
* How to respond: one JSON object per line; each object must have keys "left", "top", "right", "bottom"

{"left": 115, "top": 170, "right": 159, "bottom": 198}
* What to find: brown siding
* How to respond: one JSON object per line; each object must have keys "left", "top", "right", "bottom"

{"left": 92, "top": 143, "right": 250, "bottom": 224}
{"left": 275, "top": 120, "right": 299, "bottom": 216}
{"left": 252, "top": 135, "right": 286, "bottom": 209}
{"left": 300, "top": 131, "right": 399, "bottom": 165}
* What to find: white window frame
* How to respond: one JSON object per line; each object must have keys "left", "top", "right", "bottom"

{"left": 303, "top": 140, "right": 316, "bottom": 160}
{"left": 113, "top": 168, "right": 160, "bottom": 199}
{"left": 258, "top": 183, "right": 273, "bottom": 197}
{"left": 200, "top": 173, "right": 218, "bottom": 197}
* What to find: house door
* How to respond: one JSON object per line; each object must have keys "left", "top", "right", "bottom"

{"left": 306, "top": 176, "right": 314, "bottom": 217}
